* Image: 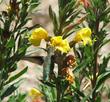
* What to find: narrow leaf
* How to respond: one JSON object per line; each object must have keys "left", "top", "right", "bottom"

{"left": 1, "top": 81, "right": 20, "bottom": 100}
{"left": 94, "top": 71, "right": 110, "bottom": 92}
{"left": 5, "top": 67, "right": 28, "bottom": 85}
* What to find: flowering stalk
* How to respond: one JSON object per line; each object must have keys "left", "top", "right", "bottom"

{"left": 91, "top": 19, "right": 99, "bottom": 102}
{"left": 83, "top": 0, "right": 110, "bottom": 101}
{"left": 28, "top": 0, "right": 110, "bottom": 102}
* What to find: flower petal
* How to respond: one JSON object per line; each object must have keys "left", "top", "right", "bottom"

{"left": 29, "top": 27, "right": 48, "bottom": 46}
{"left": 73, "top": 27, "right": 92, "bottom": 45}
{"left": 50, "top": 36, "right": 70, "bottom": 53}
{"left": 29, "top": 88, "right": 43, "bottom": 97}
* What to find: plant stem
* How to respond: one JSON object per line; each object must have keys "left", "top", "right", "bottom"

{"left": 56, "top": 57, "right": 64, "bottom": 102}
{"left": 91, "top": 16, "right": 99, "bottom": 102}
{"left": 56, "top": 81, "right": 61, "bottom": 102}
{"left": 56, "top": 65, "right": 62, "bottom": 102}
{"left": 92, "top": 54, "right": 98, "bottom": 102}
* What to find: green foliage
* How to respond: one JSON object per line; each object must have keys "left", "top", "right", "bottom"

{"left": 7, "top": 92, "right": 27, "bottom": 102}
{"left": 5, "top": 67, "right": 28, "bottom": 85}
{"left": 74, "top": 0, "right": 110, "bottom": 101}
{"left": 41, "top": 84, "right": 57, "bottom": 102}
{"left": 42, "top": 0, "right": 110, "bottom": 102}
{"left": 0, "top": 0, "right": 39, "bottom": 101}
{"left": 94, "top": 71, "right": 110, "bottom": 92}
{"left": 0, "top": 0, "right": 110, "bottom": 102}
{"left": 49, "top": 0, "right": 80, "bottom": 36}
{"left": 1, "top": 81, "right": 20, "bottom": 100}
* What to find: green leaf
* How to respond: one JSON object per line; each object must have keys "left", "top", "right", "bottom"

{"left": 81, "top": 95, "right": 90, "bottom": 102}
{"left": 94, "top": 71, "right": 110, "bottom": 92}
{"left": 8, "top": 63, "right": 17, "bottom": 73}
{"left": 8, "top": 93, "right": 27, "bottom": 102}
{"left": 29, "top": 2, "right": 39, "bottom": 12}
{"left": 71, "top": 85, "right": 85, "bottom": 98}
{"left": 51, "top": 87, "right": 56, "bottom": 101}
{"left": 49, "top": 6, "right": 59, "bottom": 35}
{"left": 84, "top": 46, "right": 93, "bottom": 58}
{"left": 41, "top": 85, "right": 55, "bottom": 102}
{"left": 96, "top": 95, "right": 101, "bottom": 102}
{"left": 62, "top": 95, "right": 73, "bottom": 101}
{"left": 5, "top": 67, "right": 28, "bottom": 85}
{"left": 73, "top": 57, "right": 91, "bottom": 73}
{"left": 99, "top": 6, "right": 110, "bottom": 21}
{"left": 97, "top": 39, "right": 110, "bottom": 52}
{"left": 6, "top": 38, "right": 15, "bottom": 48}
{"left": 99, "top": 54, "right": 110, "bottom": 74}
{"left": 1, "top": 81, "right": 20, "bottom": 100}
{"left": 49, "top": 5, "right": 55, "bottom": 22}
{"left": 18, "top": 45, "right": 27, "bottom": 55}
{"left": 58, "top": 0, "right": 71, "bottom": 10}
{"left": 86, "top": 9, "right": 96, "bottom": 21}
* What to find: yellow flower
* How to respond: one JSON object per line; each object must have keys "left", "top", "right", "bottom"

{"left": 73, "top": 27, "right": 92, "bottom": 45}
{"left": 50, "top": 36, "right": 70, "bottom": 53}
{"left": 29, "top": 27, "right": 48, "bottom": 46}
{"left": 29, "top": 88, "right": 43, "bottom": 98}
